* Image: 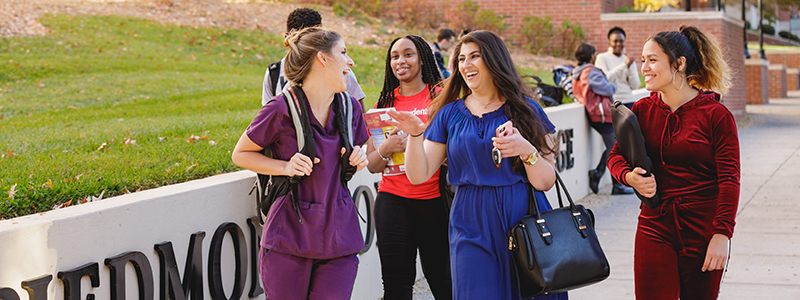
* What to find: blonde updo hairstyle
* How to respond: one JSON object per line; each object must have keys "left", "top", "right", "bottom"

{"left": 282, "top": 26, "right": 342, "bottom": 86}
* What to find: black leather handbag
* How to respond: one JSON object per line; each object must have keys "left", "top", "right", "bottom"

{"left": 508, "top": 172, "right": 610, "bottom": 297}
{"left": 610, "top": 101, "right": 662, "bottom": 208}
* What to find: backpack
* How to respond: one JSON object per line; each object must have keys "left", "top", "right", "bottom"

{"left": 552, "top": 64, "right": 575, "bottom": 100}
{"left": 574, "top": 66, "right": 613, "bottom": 123}
{"left": 249, "top": 85, "right": 357, "bottom": 224}
{"left": 267, "top": 61, "right": 282, "bottom": 98}
{"left": 523, "top": 75, "right": 563, "bottom": 107}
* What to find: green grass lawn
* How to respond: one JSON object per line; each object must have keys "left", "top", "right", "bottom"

{"left": 0, "top": 14, "right": 556, "bottom": 219}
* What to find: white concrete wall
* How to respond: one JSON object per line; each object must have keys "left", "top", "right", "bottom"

{"left": 0, "top": 92, "right": 649, "bottom": 300}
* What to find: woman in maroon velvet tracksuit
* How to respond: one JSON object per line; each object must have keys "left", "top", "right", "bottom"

{"left": 608, "top": 26, "right": 739, "bottom": 299}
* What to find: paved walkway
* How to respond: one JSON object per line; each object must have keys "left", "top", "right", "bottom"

{"left": 413, "top": 92, "right": 800, "bottom": 299}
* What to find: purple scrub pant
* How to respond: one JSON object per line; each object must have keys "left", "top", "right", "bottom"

{"left": 259, "top": 248, "right": 359, "bottom": 300}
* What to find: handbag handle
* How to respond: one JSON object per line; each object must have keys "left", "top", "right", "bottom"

{"left": 528, "top": 171, "right": 591, "bottom": 242}
{"left": 527, "top": 171, "right": 577, "bottom": 218}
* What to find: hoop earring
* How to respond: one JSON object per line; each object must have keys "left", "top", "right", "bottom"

{"left": 672, "top": 70, "right": 684, "bottom": 90}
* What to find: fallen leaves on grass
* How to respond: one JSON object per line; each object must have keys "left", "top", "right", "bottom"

{"left": 187, "top": 133, "right": 210, "bottom": 143}
{"left": 96, "top": 142, "right": 107, "bottom": 151}
{"left": 6, "top": 184, "right": 16, "bottom": 202}
{"left": 208, "top": 140, "right": 216, "bottom": 146}
{"left": 53, "top": 200, "right": 71, "bottom": 209}
{"left": 43, "top": 179, "right": 53, "bottom": 189}
{"left": 123, "top": 137, "right": 136, "bottom": 145}
{"left": 158, "top": 137, "right": 167, "bottom": 142}
{"left": 2, "top": 150, "right": 13, "bottom": 159}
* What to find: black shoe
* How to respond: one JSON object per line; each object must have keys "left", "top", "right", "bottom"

{"left": 588, "top": 170, "right": 601, "bottom": 194}
{"left": 611, "top": 184, "right": 635, "bottom": 195}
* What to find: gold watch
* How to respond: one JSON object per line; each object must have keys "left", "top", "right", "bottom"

{"left": 522, "top": 148, "right": 539, "bottom": 166}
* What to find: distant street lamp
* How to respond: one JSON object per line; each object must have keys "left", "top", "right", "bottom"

{"left": 760, "top": 0, "right": 766, "bottom": 59}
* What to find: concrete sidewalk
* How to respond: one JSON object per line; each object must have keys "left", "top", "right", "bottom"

{"left": 413, "top": 92, "right": 800, "bottom": 299}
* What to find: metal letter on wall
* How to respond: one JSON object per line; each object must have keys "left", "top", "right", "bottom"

{"left": 246, "top": 217, "right": 264, "bottom": 298}
{"left": 352, "top": 185, "right": 375, "bottom": 254}
{"left": 555, "top": 129, "right": 575, "bottom": 172}
{"left": 0, "top": 287, "right": 20, "bottom": 300}
{"left": 105, "top": 251, "right": 154, "bottom": 300}
{"left": 57, "top": 263, "right": 100, "bottom": 300}
{"left": 21, "top": 275, "right": 52, "bottom": 300}
{"left": 208, "top": 223, "right": 247, "bottom": 300}
{"left": 154, "top": 232, "right": 205, "bottom": 300}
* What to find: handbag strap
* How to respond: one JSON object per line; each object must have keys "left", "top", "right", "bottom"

{"left": 527, "top": 171, "right": 578, "bottom": 219}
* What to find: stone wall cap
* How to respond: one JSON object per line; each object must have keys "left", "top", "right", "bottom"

{"left": 769, "top": 64, "right": 787, "bottom": 70}
{"left": 745, "top": 58, "right": 770, "bottom": 66}
{"left": 787, "top": 68, "right": 799, "bottom": 74}
{"left": 601, "top": 11, "right": 743, "bottom": 27}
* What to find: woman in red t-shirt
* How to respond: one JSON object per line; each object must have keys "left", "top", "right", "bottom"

{"left": 365, "top": 35, "right": 452, "bottom": 300}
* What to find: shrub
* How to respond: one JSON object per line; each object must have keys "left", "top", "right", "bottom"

{"left": 762, "top": 24, "right": 776, "bottom": 35}
{"left": 792, "top": 34, "right": 800, "bottom": 43}
{"left": 745, "top": 20, "right": 751, "bottom": 30}
{"left": 616, "top": 5, "right": 642, "bottom": 13}
{"left": 779, "top": 30, "right": 792, "bottom": 40}
{"left": 389, "top": 1, "right": 443, "bottom": 29}
{"left": 553, "top": 18, "right": 585, "bottom": 58}
{"left": 444, "top": 0, "right": 508, "bottom": 35}
{"left": 516, "top": 16, "right": 555, "bottom": 55}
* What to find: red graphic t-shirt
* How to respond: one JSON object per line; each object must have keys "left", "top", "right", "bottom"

{"left": 374, "top": 86, "right": 441, "bottom": 200}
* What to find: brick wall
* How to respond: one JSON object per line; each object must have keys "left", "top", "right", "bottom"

{"left": 769, "top": 64, "right": 788, "bottom": 99}
{"left": 745, "top": 59, "right": 769, "bottom": 104}
{"left": 764, "top": 50, "right": 800, "bottom": 70}
{"left": 427, "top": 0, "right": 631, "bottom": 56}
{"left": 788, "top": 69, "right": 799, "bottom": 91}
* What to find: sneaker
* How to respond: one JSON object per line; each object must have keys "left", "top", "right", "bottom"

{"left": 611, "top": 184, "right": 635, "bottom": 195}
{"left": 588, "top": 170, "right": 601, "bottom": 194}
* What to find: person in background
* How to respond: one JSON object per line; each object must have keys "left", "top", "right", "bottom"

{"left": 232, "top": 26, "right": 369, "bottom": 299}
{"left": 366, "top": 35, "right": 452, "bottom": 300}
{"left": 595, "top": 27, "right": 641, "bottom": 104}
{"left": 432, "top": 28, "right": 456, "bottom": 79}
{"left": 262, "top": 7, "right": 366, "bottom": 107}
{"left": 386, "top": 30, "right": 566, "bottom": 300}
{"left": 608, "top": 25, "right": 738, "bottom": 300}
{"left": 572, "top": 43, "right": 634, "bottom": 195}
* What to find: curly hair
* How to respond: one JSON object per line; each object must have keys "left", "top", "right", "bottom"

{"left": 376, "top": 35, "right": 442, "bottom": 108}
{"left": 286, "top": 7, "right": 322, "bottom": 32}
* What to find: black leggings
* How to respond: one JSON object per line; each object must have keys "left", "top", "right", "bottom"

{"left": 374, "top": 191, "right": 453, "bottom": 300}
{"left": 590, "top": 121, "right": 615, "bottom": 175}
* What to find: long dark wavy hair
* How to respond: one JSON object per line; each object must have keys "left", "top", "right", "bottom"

{"left": 376, "top": 35, "right": 442, "bottom": 108}
{"left": 430, "top": 30, "right": 556, "bottom": 169}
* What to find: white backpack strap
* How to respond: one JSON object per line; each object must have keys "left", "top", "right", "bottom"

{"left": 282, "top": 88, "right": 305, "bottom": 152}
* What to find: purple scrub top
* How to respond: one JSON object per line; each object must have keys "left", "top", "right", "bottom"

{"left": 246, "top": 91, "right": 369, "bottom": 259}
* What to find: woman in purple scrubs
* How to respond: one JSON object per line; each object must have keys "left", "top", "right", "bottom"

{"left": 231, "top": 26, "right": 369, "bottom": 300}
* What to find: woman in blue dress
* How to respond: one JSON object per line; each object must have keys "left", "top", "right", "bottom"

{"left": 388, "top": 30, "right": 568, "bottom": 299}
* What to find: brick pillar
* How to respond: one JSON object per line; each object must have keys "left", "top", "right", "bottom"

{"left": 745, "top": 59, "right": 769, "bottom": 104}
{"left": 787, "top": 68, "right": 799, "bottom": 91}
{"left": 769, "top": 64, "right": 788, "bottom": 99}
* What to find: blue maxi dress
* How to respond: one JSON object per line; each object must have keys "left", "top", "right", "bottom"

{"left": 425, "top": 99, "right": 568, "bottom": 300}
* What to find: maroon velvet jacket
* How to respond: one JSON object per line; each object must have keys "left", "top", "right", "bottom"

{"left": 608, "top": 90, "right": 740, "bottom": 238}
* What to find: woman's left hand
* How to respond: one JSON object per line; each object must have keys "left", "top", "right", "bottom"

{"left": 344, "top": 145, "right": 368, "bottom": 171}
{"left": 702, "top": 234, "right": 729, "bottom": 272}
{"left": 492, "top": 127, "right": 535, "bottom": 159}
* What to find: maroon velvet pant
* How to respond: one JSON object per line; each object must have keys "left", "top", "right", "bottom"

{"left": 634, "top": 197, "right": 728, "bottom": 300}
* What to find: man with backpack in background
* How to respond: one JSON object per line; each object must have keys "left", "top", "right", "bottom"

{"left": 261, "top": 7, "right": 366, "bottom": 107}
{"left": 431, "top": 28, "right": 456, "bottom": 79}
{"left": 594, "top": 27, "right": 641, "bottom": 105}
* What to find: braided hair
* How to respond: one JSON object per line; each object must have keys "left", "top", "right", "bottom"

{"left": 376, "top": 35, "right": 442, "bottom": 108}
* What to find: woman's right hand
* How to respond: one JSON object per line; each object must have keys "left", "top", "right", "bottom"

{"left": 624, "top": 167, "right": 656, "bottom": 197}
{"left": 379, "top": 127, "right": 408, "bottom": 157}
{"left": 284, "top": 153, "right": 320, "bottom": 177}
{"left": 386, "top": 109, "right": 426, "bottom": 137}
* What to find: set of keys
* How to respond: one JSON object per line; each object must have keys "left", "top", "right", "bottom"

{"left": 492, "top": 121, "right": 513, "bottom": 169}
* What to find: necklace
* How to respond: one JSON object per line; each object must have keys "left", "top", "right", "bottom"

{"left": 475, "top": 95, "right": 500, "bottom": 109}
